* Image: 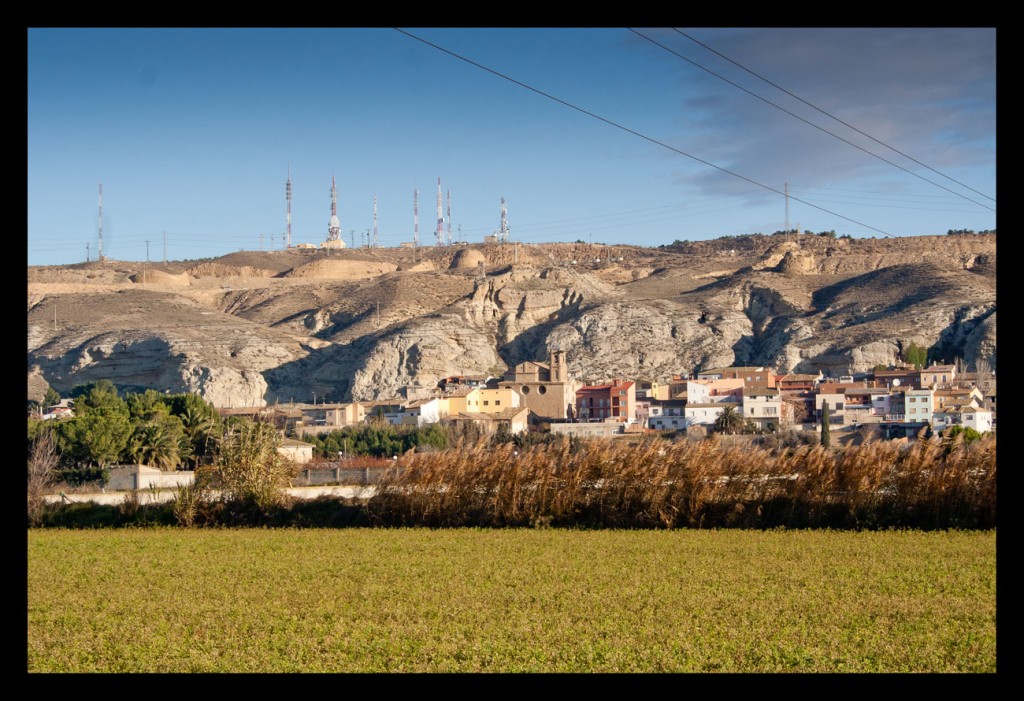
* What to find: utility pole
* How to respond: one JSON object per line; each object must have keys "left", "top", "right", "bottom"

{"left": 97, "top": 183, "right": 104, "bottom": 261}
{"left": 145, "top": 240, "right": 150, "bottom": 262}
{"left": 784, "top": 182, "right": 790, "bottom": 239}
{"left": 86, "top": 243, "right": 90, "bottom": 262}
{"left": 163, "top": 231, "right": 167, "bottom": 262}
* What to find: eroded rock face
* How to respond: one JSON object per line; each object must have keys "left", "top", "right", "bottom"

{"left": 348, "top": 317, "right": 505, "bottom": 401}
{"left": 546, "top": 301, "right": 740, "bottom": 382}
{"left": 27, "top": 236, "right": 997, "bottom": 405}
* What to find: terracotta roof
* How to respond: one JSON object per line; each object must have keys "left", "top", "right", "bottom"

{"left": 454, "top": 407, "right": 529, "bottom": 422}
{"left": 743, "top": 387, "right": 780, "bottom": 397}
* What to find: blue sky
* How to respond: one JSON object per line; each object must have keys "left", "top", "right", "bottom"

{"left": 27, "top": 27, "right": 996, "bottom": 266}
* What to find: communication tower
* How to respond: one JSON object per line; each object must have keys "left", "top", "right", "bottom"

{"left": 97, "top": 182, "right": 105, "bottom": 260}
{"left": 446, "top": 190, "right": 452, "bottom": 245}
{"left": 286, "top": 164, "right": 293, "bottom": 248}
{"left": 327, "top": 174, "right": 341, "bottom": 242}
{"left": 413, "top": 188, "right": 419, "bottom": 247}
{"left": 435, "top": 177, "right": 444, "bottom": 247}
{"left": 499, "top": 197, "right": 509, "bottom": 244}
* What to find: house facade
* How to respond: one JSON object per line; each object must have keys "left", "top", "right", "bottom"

{"left": 741, "top": 387, "right": 782, "bottom": 429}
{"left": 576, "top": 380, "right": 636, "bottom": 423}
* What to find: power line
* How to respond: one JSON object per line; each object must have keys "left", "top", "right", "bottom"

{"left": 671, "top": 28, "right": 995, "bottom": 204}
{"left": 628, "top": 29, "right": 994, "bottom": 213}
{"left": 394, "top": 28, "right": 895, "bottom": 238}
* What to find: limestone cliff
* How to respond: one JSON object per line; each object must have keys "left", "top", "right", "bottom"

{"left": 26, "top": 234, "right": 997, "bottom": 405}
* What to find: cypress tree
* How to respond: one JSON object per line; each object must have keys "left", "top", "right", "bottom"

{"left": 821, "top": 403, "right": 831, "bottom": 449}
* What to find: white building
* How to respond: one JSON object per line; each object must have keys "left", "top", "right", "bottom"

{"left": 684, "top": 401, "right": 736, "bottom": 427}
{"left": 904, "top": 388, "right": 935, "bottom": 424}
{"left": 742, "top": 387, "right": 782, "bottom": 429}
{"left": 401, "top": 397, "right": 443, "bottom": 427}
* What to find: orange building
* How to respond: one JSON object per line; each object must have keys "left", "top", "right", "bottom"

{"left": 575, "top": 380, "right": 636, "bottom": 423}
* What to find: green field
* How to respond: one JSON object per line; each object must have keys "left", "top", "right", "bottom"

{"left": 28, "top": 528, "right": 995, "bottom": 673}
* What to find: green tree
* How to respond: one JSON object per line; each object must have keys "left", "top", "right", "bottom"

{"left": 941, "top": 424, "right": 982, "bottom": 453}
{"left": 713, "top": 406, "right": 743, "bottom": 434}
{"left": 127, "top": 412, "right": 185, "bottom": 470}
{"left": 71, "top": 379, "right": 123, "bottom": 412}
{"left": 42, "top": 386, "right": 61, "bottom": 408}
{"left": 54, "top": 390, "right": 132, "bottom": 468}
{"left": 903, "top": 342, "right": 928, "bottom": 369}
{"left": 820, "top": 403, "right": 832, "bottom": 449}
{"left": 168, "top": 394, "right": 222, "bottom": 467}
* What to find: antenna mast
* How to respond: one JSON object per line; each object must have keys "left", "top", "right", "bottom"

{"left": 327, "top": 174, "right": 341, "bottom": 243}
{"left": 499, "top": 197, "right": 509, "bottom": 244}
{"left": 97, "top": 182, "right": 105, "bottom": 260}
{"left": 286, "top": 164, "right": 293, "bottom": 248}
{"left": 784, "top": 181, "right": 790, "bottom": 241}
{"left": 446, "top": 189, "right": 452, "bottom": 245}
{"left": 373, "top": 194, "right": 379, "bottom": 248}
{"left": 413, "top": 188, "right": 419, "bottom": 247}
{"left": 436, "top": 177, "right": 444, "bottom": 247}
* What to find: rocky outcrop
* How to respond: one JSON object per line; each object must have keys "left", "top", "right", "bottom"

{"left": 348, "top": 316, "right": 505, "bottom": 400}
{"left": 27, "top": 235, "right": 997, "bottom": 405}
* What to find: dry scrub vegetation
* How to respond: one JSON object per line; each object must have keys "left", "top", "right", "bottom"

{"left": 368, "top": 434, "right": 995, "bottom": 530}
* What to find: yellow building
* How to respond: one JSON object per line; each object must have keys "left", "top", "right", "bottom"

{"left": 464, "top": 386, "right": 520, "bottom": 414}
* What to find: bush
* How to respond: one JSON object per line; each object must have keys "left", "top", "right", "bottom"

{"left": 213, "top": 420, "right": 296, "bottom": 515}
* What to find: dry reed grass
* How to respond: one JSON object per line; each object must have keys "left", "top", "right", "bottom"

{"left": 367, "top": 434, "right": 995, "bottom": 529}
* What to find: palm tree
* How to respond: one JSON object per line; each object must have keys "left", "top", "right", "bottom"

{"left": 128, "top": 416, "right": 183, "bottom": 470}
{"left": 180, "top": 403, "right": 219, "bottom": 468}
{"left": 714, "top": 405, "right": 743, "bottom": 434}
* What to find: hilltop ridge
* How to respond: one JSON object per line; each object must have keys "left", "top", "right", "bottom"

{"left": 27, "top": 233, "right": 996, "bottom": 405}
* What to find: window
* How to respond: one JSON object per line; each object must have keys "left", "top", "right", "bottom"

{"left": 495, "top": 400, "right": 501, "bottom": 406}
{"left": 483, "top": 401, "right": 489, "bottom": 406}
{"left": 521, "top": 386, "right": 530, "bottom": 394}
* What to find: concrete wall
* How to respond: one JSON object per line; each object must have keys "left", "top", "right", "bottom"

{"left": 107, "top": 469, "right": 195, "bottom": 491}
{"left": 293, "top": 466, "right": 395, "bottom": 486}
{"left": 550, "top": 422, "right": 624, "bottom": 438}
{"left": 45, "top": 484, "right": 378, "bottom": 505}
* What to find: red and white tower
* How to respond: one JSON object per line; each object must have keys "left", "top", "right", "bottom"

{"left": 327, "top": 174, "right": 341, "bottom": 242}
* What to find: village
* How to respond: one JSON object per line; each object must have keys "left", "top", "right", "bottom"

{"left": 229, "top": 349, "right": 992, "bottom": 436}
{"left": 35, "top": 345, "right": 995, "bottom": 482}
{"left": 200, "top": 349, "right": 995, "bottom": 465}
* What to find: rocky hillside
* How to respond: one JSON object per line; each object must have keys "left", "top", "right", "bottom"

{"left": 27, "top": 233, "right": 997, "bottom": 406}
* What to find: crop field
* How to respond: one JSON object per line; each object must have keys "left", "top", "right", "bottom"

{"left": 28, "top": 528, "right": 995, "bottom": 673}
